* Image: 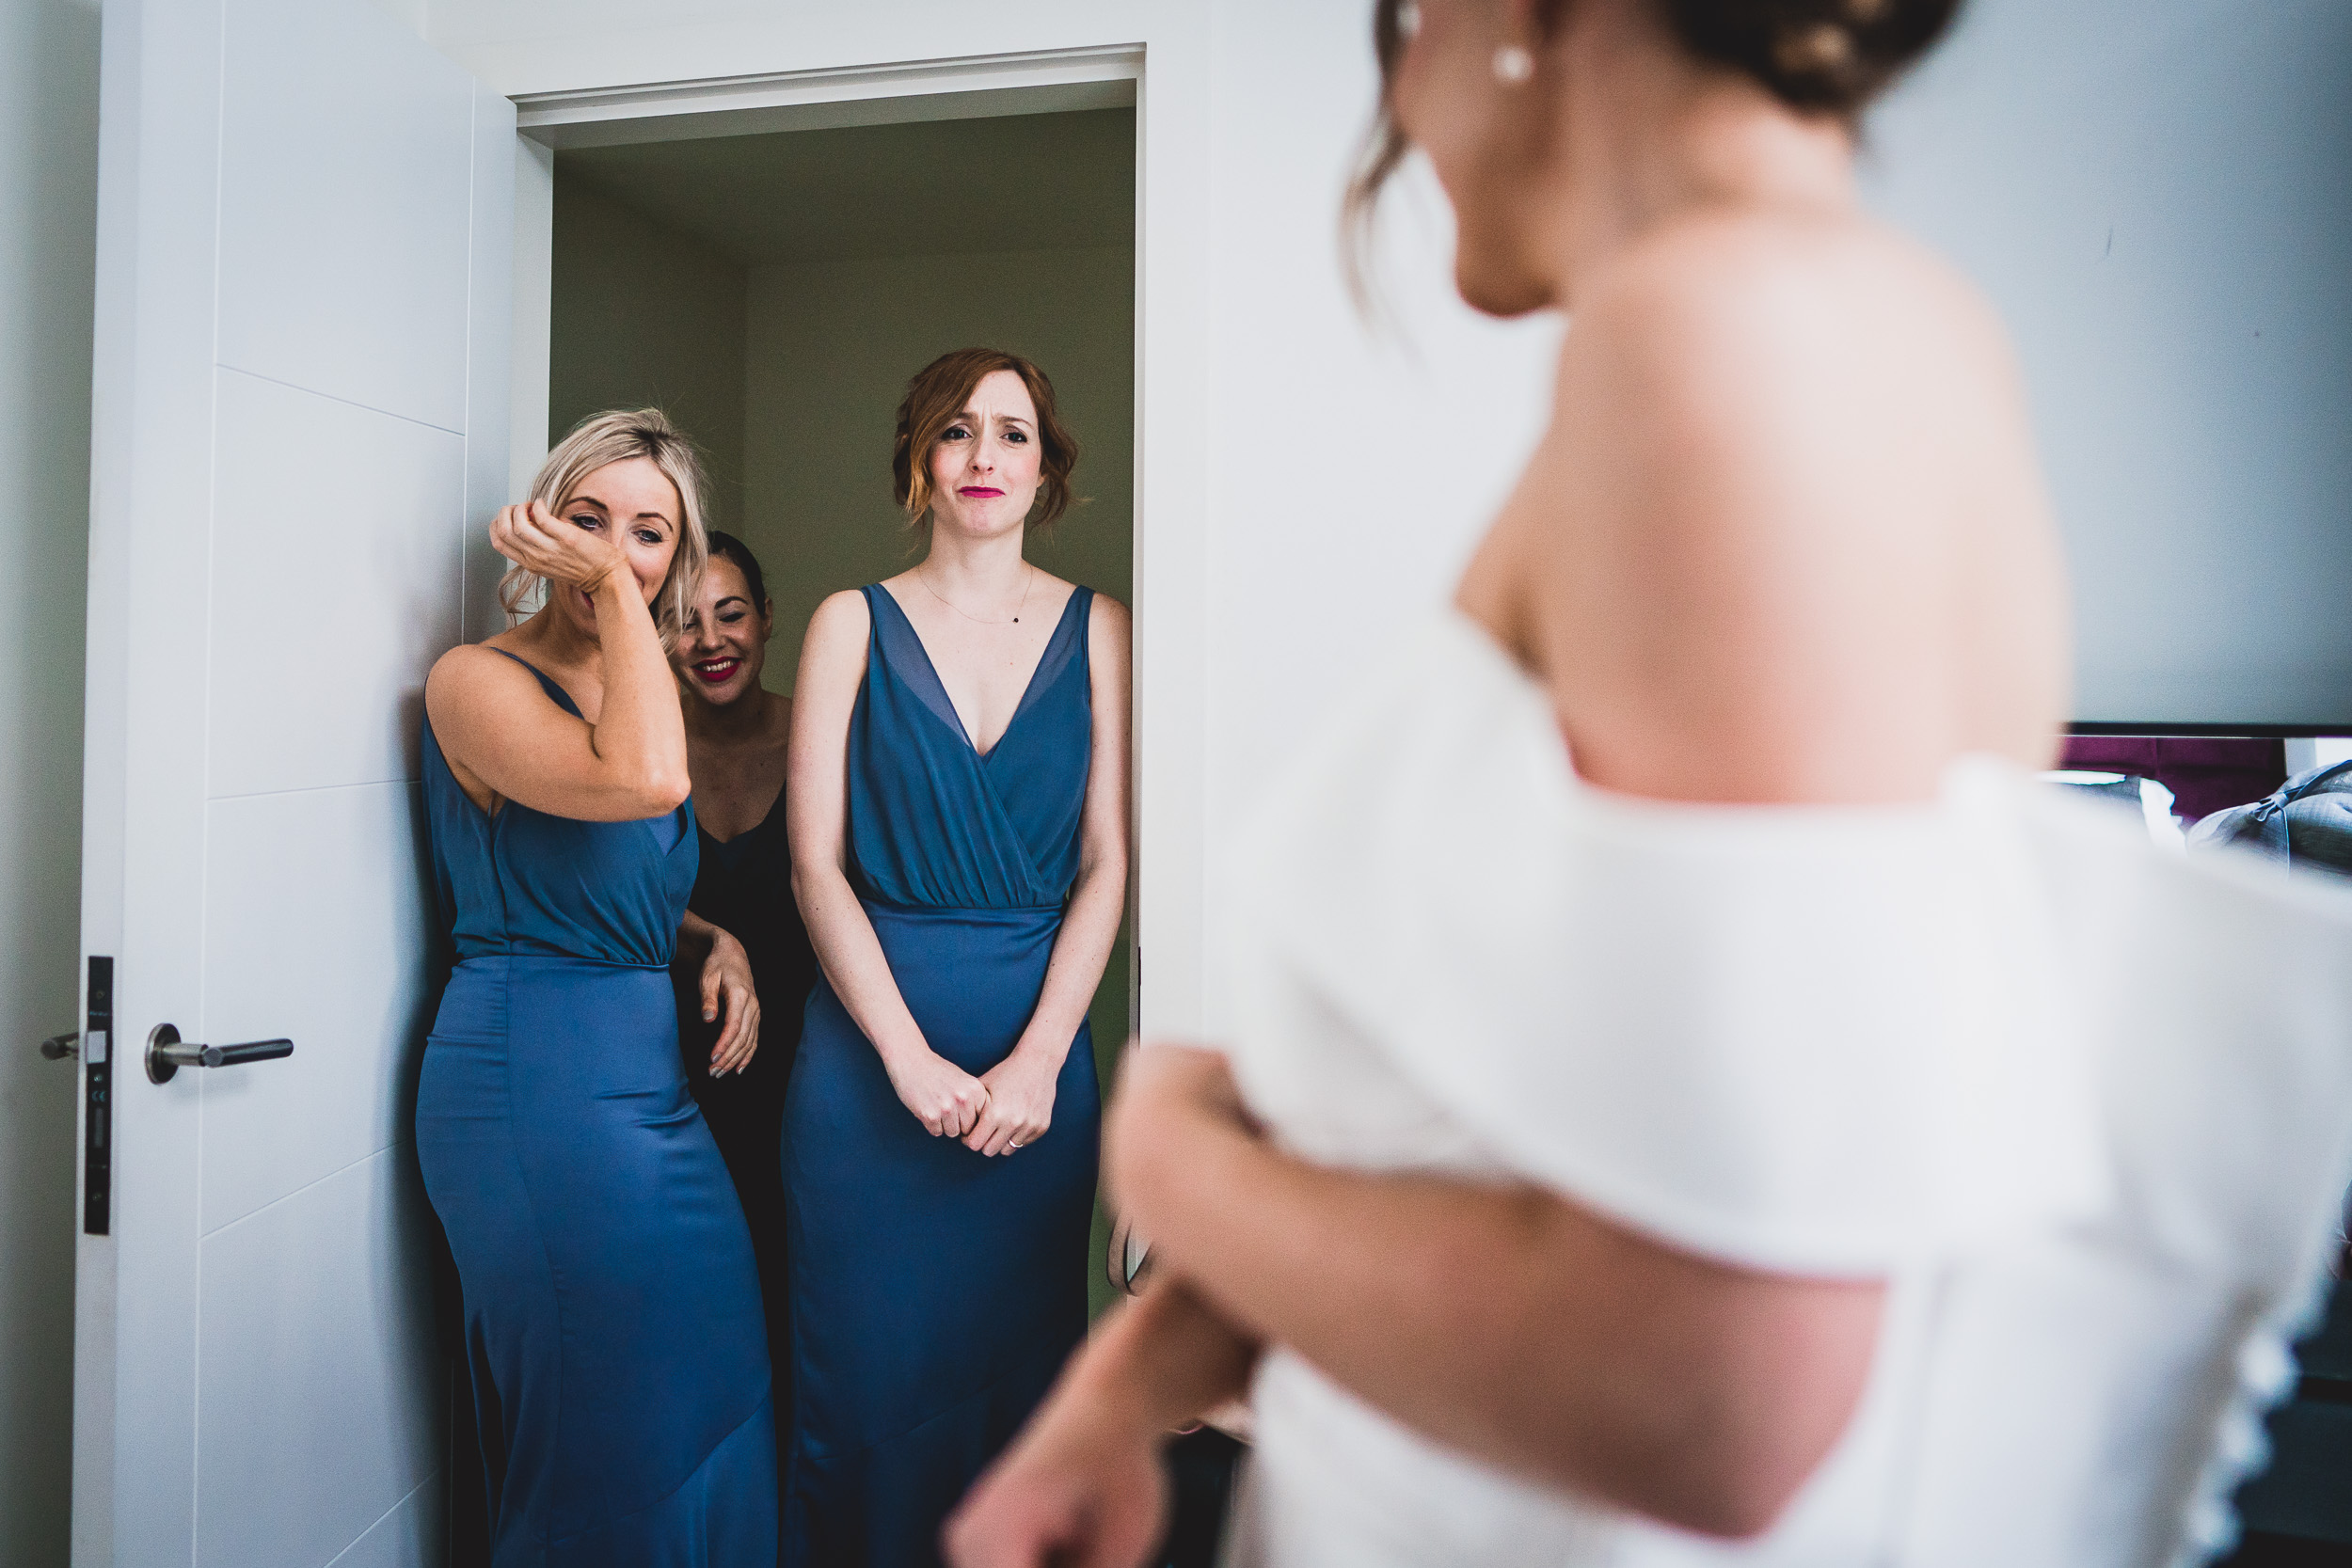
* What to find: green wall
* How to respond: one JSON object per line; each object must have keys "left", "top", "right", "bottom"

{"left": 548, "top": 177, "right": 749, "bottom": 530}
{"left": 0, "top": 0, "right": 96, "bottom": 1556}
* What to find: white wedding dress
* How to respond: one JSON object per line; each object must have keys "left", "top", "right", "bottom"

{"left": 1214, "top": 610, "right": 2352, "bottom": 1568}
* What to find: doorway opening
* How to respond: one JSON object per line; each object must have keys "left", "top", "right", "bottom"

{"left": 538, "top": 104, "right": 1139, "bottom": 1312}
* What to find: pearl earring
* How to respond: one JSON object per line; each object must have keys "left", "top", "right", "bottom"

{"left": 1397, "top": 1, "right": 1422, "bottom": 40}
{"left": 1492, "top": 43, "right": 1534, "bottom": 84}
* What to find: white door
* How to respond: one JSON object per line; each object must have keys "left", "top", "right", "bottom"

{"left": 74, "top": 0, "right": 512, "bottom": 1561}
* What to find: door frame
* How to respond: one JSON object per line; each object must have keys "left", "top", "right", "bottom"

{"left": 501, "top": 41, "right": 1201, "bottom": 1043}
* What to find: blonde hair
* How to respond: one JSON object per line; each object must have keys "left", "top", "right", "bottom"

{"left": 501, "top": 408, "right": 711, "bottom": 649}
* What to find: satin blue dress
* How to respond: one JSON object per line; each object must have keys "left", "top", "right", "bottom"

{"left": 417, "top": 649, "right": 778, "bottom": 1567}
{"left": 785, "top": 584, "right": 1104, "bottom": 1568}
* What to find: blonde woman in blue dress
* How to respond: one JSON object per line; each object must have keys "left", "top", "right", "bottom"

{"left": 947, "top": 2, "right": 2352, "bottom": 1566}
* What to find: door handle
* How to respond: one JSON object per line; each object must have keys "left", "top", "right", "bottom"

{"left": 40, "top": 1032, "right": 79, "bottom": 1061}
{"left": 144, "top": 1022, "right": 294, "bottom": 1085}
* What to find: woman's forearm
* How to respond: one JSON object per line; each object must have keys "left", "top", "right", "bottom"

{"left": 790, "top": 860, "right": 930, "bottom": 1063}
{"left": 1066, "top": 1279, "right": 1260, "bottom": 1436}
{"left": 585, "top": 572, "right": 690, "bottom": 805}
{"left": 673, "top": 910, "right": 715, "bottom": 975}
{"left": 1014, "top": 852, "right": 1127, "bottom": 1063}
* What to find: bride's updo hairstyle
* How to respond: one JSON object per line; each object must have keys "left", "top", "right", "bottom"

{"left": 1346, "top": 0, "right": 1964, "bottom": 274}
{"left": 1663, "top": 0, "right": 1963, "bottom": 113}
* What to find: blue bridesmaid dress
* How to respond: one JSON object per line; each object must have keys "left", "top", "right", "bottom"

{"left": 785, "top": 584, "right": 1104, "bottom": 1568}
{"left": 416, "top": 649, "right": 778, "bottom": 1567}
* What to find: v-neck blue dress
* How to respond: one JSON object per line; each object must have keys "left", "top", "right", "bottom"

{"left": 416, "top": 649, "right": 777, "bottom": 1567}
{"left": 784, "top": 584, "right": 1104, "bottom": 1568}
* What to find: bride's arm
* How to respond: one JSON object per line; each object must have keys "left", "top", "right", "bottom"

{"left": 1112, "top": 1049, "right": 1883, "bottom": 1542}
{"left": 946, "top": 1272, "right": 1258, "bottom": 1568}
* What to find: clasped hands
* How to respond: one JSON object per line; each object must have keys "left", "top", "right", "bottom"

{"left": 883, "top": 1037, "right": 1068, "bottom": 1157}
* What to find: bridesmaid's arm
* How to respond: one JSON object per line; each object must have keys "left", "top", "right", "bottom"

{"left": 427, "top": 500, "right": 690, "bottom": 822}
{"left": 965, "top": 594, "right": 1132, "bottom": 1158}
{"left": 786, "top": 591, "right": 990, "bottom": 1140}
{"left": 675, "top": 911, "right": 759, "bottom": 1076}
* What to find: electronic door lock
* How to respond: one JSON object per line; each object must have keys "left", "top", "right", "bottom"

{"left": 144, "top": 1022, "right": 294, "bottom": 1085}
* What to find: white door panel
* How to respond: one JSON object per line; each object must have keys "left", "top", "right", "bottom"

{"left": 198, "top": 784, "right": 435, "bottom": 1235}
{"left": 207, "top": 373, "right": 466, "bottom": 800}
{"left": 196, "top": 1148, "right": 444, "bottom": 1568}
{"left": 215, "top": 0, "right": 477, "bottom": 434}
{"left": 326, "top": 1476, "right": 446, "bottom": 1568}
{"left": 79, "top": 0, "right": 512, "bottom": 1560}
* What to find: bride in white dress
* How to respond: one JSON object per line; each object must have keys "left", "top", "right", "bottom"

{"left": 948, "top": 1, "right": 2352, "bottom": 1565}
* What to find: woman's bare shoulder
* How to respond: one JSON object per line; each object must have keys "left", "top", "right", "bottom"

{"left": 1552, "top": 211, "right": 2027, "bottom": 534}
{"left": 758, "top": 689, "right": 795, "bottom": 746}
{"left": 1086, "top": 591, "right": 1132, "bottom": 673}
{"left": 805, "top": 587, "right": 875, "bottom": 639}
{"left": 425, "top": 639, "right": 542, "bottom": 723}
{"left": 1573, "top": 212, "right": 2013, "bottom": 419}
{"left": 1520, "top": 214, "right": 2054, "bottom": 800}
{"left": 1026, "top": 567, "right": 1089, "bottom": 615}
{"left": 1085, "top": 588, "right": 1131, "bottom": 631}
{"left": 795, "top": 590, "right": 874, "bottom": 696}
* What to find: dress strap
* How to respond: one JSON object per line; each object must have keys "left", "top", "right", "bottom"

{"left": 862, "top": 584, "right": 964, "bottom": 742}
{"left": 1008, "top": 585, "right": 1092, "bottom": 734}
{"left": 484, "top": 645, "right": 582, "bottom": 719}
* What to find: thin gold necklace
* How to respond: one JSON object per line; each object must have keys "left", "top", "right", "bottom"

{"left": 917, "top": 563, "right": 1036, "bottom": 626}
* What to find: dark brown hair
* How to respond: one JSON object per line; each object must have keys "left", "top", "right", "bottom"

{"left": 1663, "top": 0, "right": 1963, "bottom": 114}
{"left": 891, "top": 348, "right": 1081, "bottom": 533}
{"left": 705, "top": 531, "right": 769, "bottom": 612}
{"left": 1344, "top": 0, "right": 1964, "bottom": 291}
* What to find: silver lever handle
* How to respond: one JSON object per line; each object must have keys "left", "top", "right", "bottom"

{"left": 40, "top": 1033, "right": 78, "bottom": 1060}
{"left": 145, "top": 1022, "right": 294, "bottom": 1085}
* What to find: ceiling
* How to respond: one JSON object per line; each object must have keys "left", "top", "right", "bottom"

{"left": 555, "top": 106, "right": 1136, "bottom": 267}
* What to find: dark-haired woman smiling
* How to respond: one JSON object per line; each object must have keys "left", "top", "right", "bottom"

{"left": 670, "top": 531, "right": 819, "bottom": 1462}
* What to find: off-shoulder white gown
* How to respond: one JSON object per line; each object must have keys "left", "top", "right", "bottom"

{"left": 1214, "top": 611, "right": 2352, "bottom": 1568}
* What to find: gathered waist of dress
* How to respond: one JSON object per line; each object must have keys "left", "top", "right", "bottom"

{"left": 858, "top": 896, "right": 1065, "bottom": 928}
{"left": 450, "top": 943, "right": 673, "bottom": 972}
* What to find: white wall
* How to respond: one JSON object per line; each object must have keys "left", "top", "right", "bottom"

{"left": 0, "top": 0, "right": 98, "bottom": 1561}
{"left": 1864, "top": 0, "right": 2352, "bottom": 727}
{"left": 1199, "top": 1, "right": 1561, "bottom": 845}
